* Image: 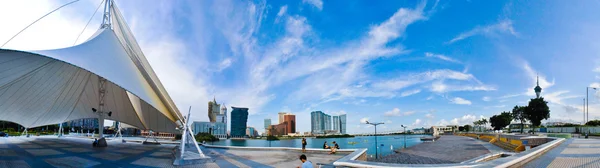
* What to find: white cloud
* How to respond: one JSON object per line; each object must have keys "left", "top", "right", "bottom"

{"left": 448, "top": 19, "right": 518, "bottom": 44}
{"left": 218, "top": 58, "right": 232, "bottom": 71}
{"left": 383, "top": 108, "right": 415, "bottom": 117}
{"left": 412, "top": 119, "right": 422, "bottom": 126}
{"left": 385, "top": 120, "right": 393, "bottom": 124}
{"left": 430, "top": 80, "right": 496, "bottom": 93}
{"left": 425, "top": 52, "right": 461, "bottom": 63}
{"left": 438, "top": 114, "right": 479, "bottom": 126}
{"left": 302, "top": 0, "right": 323, "bottom": 10}
{"left": 384, "top": 108, "right": 402, "bottom": 116}
{"left": 451, "top": 97, "right": 472, "bottom": 105}
{"left": 360, "top": 117, "right": 369, "bottom": 124}
{"left": 482, "top": 96, "right": 491, "bottom": 101}
{"left": 277, "top": 5, "right": 287, "bottom": 17}
{"left": 425, "top": 113, "right": 434, "bottom": 119}
{"left": 400, "top": 89, "right": 421, "bottom": 97}
{"left": 594, "top": 67, "right": 600, "bottom": 73}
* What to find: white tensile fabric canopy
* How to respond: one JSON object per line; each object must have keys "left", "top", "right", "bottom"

{"left": 0, "top": 2, "right": 184, "bottom": 133}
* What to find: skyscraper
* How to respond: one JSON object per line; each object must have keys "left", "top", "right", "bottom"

{"left": 278, "top": 112, "right": 290, "bottom": 124}
{"left": 264, "top": 118, "right": 271, "bottom": 131}
{"left": 208, "top": 97, "right": 221, "bottom": 122}
{"left": 230, "top": 107, "right": 249, "bottom": 137}
{"left": 333, "top": 116, "right": 339, "bottom": 133}
{"left": 324, "top": 114, "right": 332, "bottom": 131}
{"left": 284, "top": 114, "right": 296, "bottom": 134}
{"left": 339, "top": 114, "right": 347, "bottom": 134}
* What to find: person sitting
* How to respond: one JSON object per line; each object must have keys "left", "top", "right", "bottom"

{"left": 297, "top": 154, "right": 314, "bottom": 168}
{"left": 323, "top": 141, "right": 330, "bottom": 149}
{"left": 92, "top": 138, "right": 98, "bottom": 147}
{"left": 330, "top": 141, "right": 340, "bottom": 154}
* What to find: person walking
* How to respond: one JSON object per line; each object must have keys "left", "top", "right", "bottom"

{"left": 302, "top": 138, "right": 307, "bottom": 153}
{"left": 297, "top": 154, "right": 313, "bottom": 168}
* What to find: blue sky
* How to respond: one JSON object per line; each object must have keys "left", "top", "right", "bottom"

{"left": 1, "top": 0, "right": 600, "bottom": 134}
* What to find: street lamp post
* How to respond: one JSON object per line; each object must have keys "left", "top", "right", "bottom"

{"left": 401, "top": 125, "right": 407, "bottom": 149}
{"left": 587, "top": 87, "right": 597, "bottom": 123}
{"left": 365, "top": 121, "right": 384, "bottom": 159}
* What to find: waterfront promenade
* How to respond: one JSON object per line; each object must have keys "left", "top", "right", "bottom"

{"left": 525, "top": 137, "right": 600, "bottom": 168}
{"left": 374, "top": 135, "right": 500, "bottom": 164}
{"left": 0, "top": 136, "right": 346, "bottom": 167}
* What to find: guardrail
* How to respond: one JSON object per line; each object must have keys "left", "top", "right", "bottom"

{"left": 331, "top": 136, "right": 565, "bottom": 168}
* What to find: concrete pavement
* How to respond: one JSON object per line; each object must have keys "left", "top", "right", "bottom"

{"left": 525, "top": 138, "right": 600, "bottom": 168}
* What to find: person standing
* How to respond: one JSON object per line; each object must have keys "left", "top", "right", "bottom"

{"left": 302, "top": 138, "right": 307, "bottom": 153}
{"left": 297, "top": 154, "right": 313, "bottom": 168}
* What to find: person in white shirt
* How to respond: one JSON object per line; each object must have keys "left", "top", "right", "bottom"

{"left": 297, "top": 154, "right": 313, "bottom": 168}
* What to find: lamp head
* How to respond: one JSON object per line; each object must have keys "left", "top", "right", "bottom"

{"left": 108, "top": 111, "right": 112, "bottom": 117}
{"left": 92, "top": 108, "right": 97, "bottom": 112}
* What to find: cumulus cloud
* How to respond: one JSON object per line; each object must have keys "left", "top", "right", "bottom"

{"left": 447, "top": 19, "right": 518, "bottom": 44}
{"left": 425, "top": 113, "right": 434, "bottom": 119}
{"left": 412, "top": 119, "right": 422, "bottom": 126}
{"left": 360, "top": 117, "right": 369, "bottom": 124}
{"left": 438, "top": 114, "right": 481, "bottom": 126}
{"left": 482, "top": 96, "right": 491, "bottom": 101}
{"left": 451, "top": 97, "right": 472, "bottom": 105}
{"left": 384, "top": 108, "right": 415, "bottom": 117}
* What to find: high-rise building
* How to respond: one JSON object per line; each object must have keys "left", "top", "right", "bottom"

{"left": 324, "top": 114, "right": 332, "bottom": 131}
{"left": 230, "top": 107, "right": 249, "bottom": 137}
{"left": 332, "top": 116, "right": 339, "bottom": 133}
{"left": 284, "top": 114, "right": 296, "bottom": 134}
{"left": 192, "top": 121, "right": 227, "bottom": 139}
{"left": 69, "top": 118, "right": 98, "bottom": 130}
{"left": 311, "top": 111, "right": 332, "bottom": 134}
{"left": 278, "top": 112, "right": 290, "bottom": 124}
{"left": 246, "top": 127, "right": 258, "bottom": 137}
{"left": 208, "top": 97, "right": 221, "bottom": 122}
{"left": 264, "top": 118, "right": 271, "bottom": 132}
{"left": 339, "top": 114, "right": 347, "bottom": 134}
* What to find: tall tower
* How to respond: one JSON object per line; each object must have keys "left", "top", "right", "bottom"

{"left": 534, "top": 75, "right": 542, "bottom": 98}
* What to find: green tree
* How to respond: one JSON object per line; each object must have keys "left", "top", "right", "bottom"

{"left": 586, "top": 120, "right": 600, "bottom": 126}
{"left": 490, "top": 111, "right": 513, "bottom": 130}
{"left": 511, "top": 105, "right": 528, "bottom": 134}
{"left": 473, "top": 120, "right": 480, "bottom": 132}
{"left": 481, "top": 118, "right": 488, "bottom": 132}
{"left": 524, "top": 97, "right": 550, "bottom": 134}
{"left": 464, "top": 125, "right": 472, "bottom": 132}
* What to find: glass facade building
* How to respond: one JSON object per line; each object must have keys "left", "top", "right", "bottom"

{"left": 230, "top": 107, "right": 249, "bottom": 137}
{"left": 311, "top": 111, "right": 332, "bottom": 134}
{"left": 191, "top": 121, "right": 227, "bottom": 138}
{"left": 332, "top": 116, "right": 339, "bottom": 132}
{"left": 339, "top": 114, "right": 347, "bottom": 134}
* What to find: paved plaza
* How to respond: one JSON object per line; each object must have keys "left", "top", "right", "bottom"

{"left": 0, "top": 136, "right": 345, "bottom": 168}
{"left": 525, "top": 138, "right": 600, "bottom": 168}
{"left": 374, "top": 135, "right": 503, "bottom": 164}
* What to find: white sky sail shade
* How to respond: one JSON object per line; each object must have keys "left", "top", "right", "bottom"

{"left": 0, "top": 2, "right": 183, "bottom": 133}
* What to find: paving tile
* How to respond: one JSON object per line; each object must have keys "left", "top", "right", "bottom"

{"left": 0, "top": 160, "right": 30, "bottom": 168}
{"left": 150, "top": 151, "right": 172, "bottom": 157}
{"left": 547, "top": 157, "right": 600, "bottom": 168}
{"left": 0, "top": 149, "right": 18, "bottom": 156}
{"left": 113, "top": 149, "right": 145, "bottom": 154}
{"left": 61, "top": 147, "right": 94, "bottom": 153}
{"left": 0, "top": 144, "right": 9, "bottom": 148}
{"left": 25, "top": 149, "right": 64, "bottom": 156}
{"left": 16, "top": 144, "right": 44, "bottom": 149}
{"left": 44, "top": 156, "right": 100, "bottom": 168}
{"left": 562, "top": 148, "right": 600, "bottom": 154}
{"left": 89, "top": 152, "right": 128, "bottom": 161}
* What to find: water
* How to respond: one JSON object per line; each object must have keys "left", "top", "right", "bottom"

{"left": 209, "top": 135, "right": 425, "bottom": 157}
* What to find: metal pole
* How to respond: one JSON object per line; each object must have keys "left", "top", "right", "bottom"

{"left": 584, "top": 98, "right": 586, "bottom": 125}
{"left": 403, "top": 127, "right": 407, "bottom": 148}
{"left": 587, "top": 88, "right": 589, "bottom": 123}
{"left": 374, "top": 125, "right": 378, "bottom": 159}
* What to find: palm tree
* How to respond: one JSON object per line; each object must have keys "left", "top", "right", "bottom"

{"left": 481, "top": 119, "right": 488, "bottom": 132}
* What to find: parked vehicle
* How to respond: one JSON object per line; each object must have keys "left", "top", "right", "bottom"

{"left": 0, "top": 132, "right": 7, "bottom": 137}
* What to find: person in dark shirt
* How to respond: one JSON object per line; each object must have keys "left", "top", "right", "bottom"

{"left": 330, "top": 141, "right": 340, "bottom": 154}
{"left": 302, "top": 138, "right": 307, "bottom": 153}
{"left": 323, "top": 141, "right": 330, "bottom": 149}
